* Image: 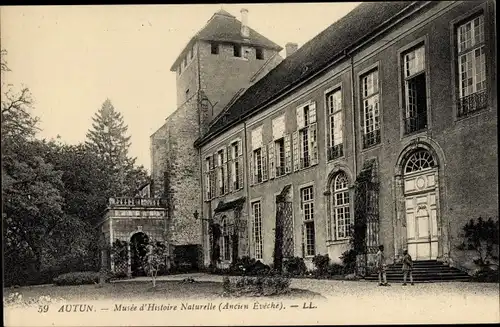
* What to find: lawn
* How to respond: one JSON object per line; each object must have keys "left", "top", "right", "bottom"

{"left": 3, "top": 280, "right": 322, "bottom": 306}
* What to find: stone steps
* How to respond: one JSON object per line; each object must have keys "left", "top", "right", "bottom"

{"left": 364, "top": 260, "right": 471, "bottom": 282}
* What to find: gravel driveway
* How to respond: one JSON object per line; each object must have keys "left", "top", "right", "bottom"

{"left": 116, "top": 273, "right": 499, "bottom": 324}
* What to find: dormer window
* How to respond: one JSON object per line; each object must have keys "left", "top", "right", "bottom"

{"left": 211, "top": 42, "right": 219, "bottom": 55}
{"left": 256, "top": 47, "right": 264, "bottom": 60}
{"left": 233, "top": 44, "right": 242, "bottom": 57}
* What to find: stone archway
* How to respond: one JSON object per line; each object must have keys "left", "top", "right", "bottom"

{"left": 130, "top": 232, "right": 149, "bottom": 277}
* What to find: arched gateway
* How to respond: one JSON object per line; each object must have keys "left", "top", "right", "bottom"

{"left": 97, "top": 197, "right": 167, "bottom": 277}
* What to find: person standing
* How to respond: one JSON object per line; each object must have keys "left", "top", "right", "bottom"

{"left": 402, "top": 249, "right": 414, "bottom": 286}
{"left": 376, "top": 245, "right": 389, "bottom": 286}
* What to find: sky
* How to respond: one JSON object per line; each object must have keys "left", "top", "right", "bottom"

{"left": 1, "top": 3, "right": 360, "bottom": 171}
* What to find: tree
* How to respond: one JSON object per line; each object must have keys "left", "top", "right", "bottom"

{"left": 85, "top": 99, "right": 143, "bottom": 196}
{"left": 144, "top": 241, "right": 167, "bottom": 288}
{"left": 2, "top": 49, "right": 65, "bottom": 279}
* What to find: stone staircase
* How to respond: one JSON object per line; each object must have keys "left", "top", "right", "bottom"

{"left": 364, "top": 260, "right": 471, "bottom": 283}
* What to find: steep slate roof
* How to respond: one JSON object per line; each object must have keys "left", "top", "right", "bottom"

{"left": 170, "top": 9, "right": 283, "bottom": 71}
{"left": 196, "top": 1, "right": 420, "bottom": 146}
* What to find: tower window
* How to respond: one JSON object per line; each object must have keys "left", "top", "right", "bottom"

{"left": 233, "top": 44, "right": 241, "bottom": 57}
{"left": 256, "top": 47, "right": 264, "bottom": 60}
{"left": 211, "top": 42, "right": 219, "bottom": 55}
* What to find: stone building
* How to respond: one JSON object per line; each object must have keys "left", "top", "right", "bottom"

{"left": 194, "top": 0, "right": 497, "bottom": 273}
{"left": 148, "top": 9, "right": 284, "bottom": 269}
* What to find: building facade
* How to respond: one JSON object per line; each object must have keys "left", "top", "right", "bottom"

{"left": 149, "top": 9, "right": 283, "bottom": 264}
{"left": 195, "top": 1, "right": 497, "bottom": 272}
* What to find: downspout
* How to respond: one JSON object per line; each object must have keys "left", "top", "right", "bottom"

{"left": 349, "top": 52, "right": 357, "bottom": 177}
{"left": 243, "top": 121, "right": 251, "bottom": 257}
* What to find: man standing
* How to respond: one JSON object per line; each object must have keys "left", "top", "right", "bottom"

{"left": 402, "top": 249, "right": 414, "bottom": 286}
{"left": 376, "top": 245, "right": 389, "bottom": 286}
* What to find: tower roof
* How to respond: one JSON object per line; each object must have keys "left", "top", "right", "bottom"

{"left": 170, "top": 9, "right": 283, "bottom": 71}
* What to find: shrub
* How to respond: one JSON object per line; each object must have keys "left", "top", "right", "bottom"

{"left": 340, "top": 249, "right": 357, "bottom": 274}
{"left": 312, "top": 254, "right": 330, "bottom": 276}
{"left": 283, "top": 257, "right": 307, "bottom": 276}
{"left": 327, "top": 263, "right": 344, "bottom": 276}
{"left": 472, "top": 267, "right": 499, "bottom": 283}
{"left": 227, "top": 276, "right": 290, "bottom": 297}
{"left": 222, "top": 276, "right": 231, "bottom": 294}
{"left": 53, "top": 271, "right": 100, "bottom": 286}
{"left": 457, "top": 217, "right": 499, "bottom": 269}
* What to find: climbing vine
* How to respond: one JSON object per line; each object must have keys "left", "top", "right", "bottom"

{"left": 351, "top": 169, "right": 370, "bottom": 254}
{"left": 111, "top": 239, "right": 129, "bottom": 274}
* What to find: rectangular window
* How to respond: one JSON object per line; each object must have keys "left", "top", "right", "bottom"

{"left": 233, "top": 44, "right": 242, "bottom": 57}
{"left": 217, "top": 150, "right": 225, "bottom": 195}
{"left": 183, "top": 57, "right": 187, "bottom": 68}
{"left": 222, "top": 221, "right": 231, "bottom": 261}
{"left": 361, "top": 69, "right": 381, "bottom": 149}
{"left": 301, "top": 186, "right": 315, "bottom": 256}
{"left": 211, "top": 42, "right": 219, "bottom": 55}
{"left": 456, "top": 15, "right": 487, "bottom": 117}
{"left": 402, "top": 45, "right": 427, "bottom": 134}
{"left": 256, "top": 47, "right": 264, "bottom": 60}
{"left": 205, "top": 156, "right": 214, "bottom": 200}
{"left": 253, "top": 148, "right": 263, "bottom": 183}
{"left": 326, "top": 88, "right": 343, "bottom": 160}
{"left": 275, "top": 138, "right": 285, "bottom": 177}
{"left": 252, "top": 201, "right": 263, "bottom": 259}
{"left": 231, "top": 141, "right": 241, "bottom": 190}
{"left": 301, "top": 128, "right": 310, "bottom": 168}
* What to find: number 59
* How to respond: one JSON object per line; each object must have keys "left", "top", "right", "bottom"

{"left": 38, "top": 305, "right": 49, "bottom": 313}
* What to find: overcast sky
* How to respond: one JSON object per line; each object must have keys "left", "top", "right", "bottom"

{"left": 1, "top": 3, "right": 360, "bottom": 171}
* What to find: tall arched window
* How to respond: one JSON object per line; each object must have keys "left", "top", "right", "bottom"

{"left": 332, "top": 172, "right": 352, "bottom": 239}
{"left": 404, "top": 149, "right": 436, "bottom": 174}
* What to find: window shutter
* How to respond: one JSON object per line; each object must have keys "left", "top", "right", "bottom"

{"left": 237, "top": 156, "right": 244, "bottom": 190}
{"left": 309, "top": 101, "right": 317, "bottom": 124}
{"left": 213, "top": 154, "right": 219, "bottom": 197}
{"left": 268, "top": 141, "right": 275, "bottom": 180}
{"left": 262, "top": 145, "right": 268, "bottom": 181}
{"left": 227, "top": 146, "right": 233, "bottom": 193}
{"left": 237, "top": 140, "right": 243, "bottom": 157}
{"left": 249, "top": 150, "right": 254, "bottom": 185}
{"left": 250, "top": 205, "right": 256, "bottom": 257}
{"left": 292, "top": 131, "right": 300, "bottom": 172}
{"left": 310, "top": 123, "right": 318, "bottom": 166}
{"left": 296, "top": 106, "right": 304, "bottom": 129}
{"left": 210, "top": 171, "right": 216, "bottom": 200}
{"left": 284, "top": 134, "right": 292, "bottom": 174}
{"left": 205, "top": 173, "right": 210, "bottom": 201}
{"left": 301, "top": 224, "right": 306, "bottom": 258}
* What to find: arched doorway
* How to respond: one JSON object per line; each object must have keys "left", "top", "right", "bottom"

{"left": 402, "top": 149, "right": 439, "bottom": 260}
{"left": 130, "top": 232, "right": 149, "bottom": 276}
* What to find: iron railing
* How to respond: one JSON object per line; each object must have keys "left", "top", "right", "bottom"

{"left": 458, "top": 90, "right": 487, "bottom": 117}
{"left": 403, "top": 114, "right": 427, "bottom": 135}
{"left": 327, "top": 144, "right": 344, "bottom": 161}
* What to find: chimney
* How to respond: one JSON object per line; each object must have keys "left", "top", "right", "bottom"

{"left": 285, "top": 42, "right": 298, "bottom": 58}
{"left": 240, "top": 8, "right": 249, "bottom": 38}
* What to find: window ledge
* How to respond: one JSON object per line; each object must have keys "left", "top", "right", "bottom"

{"left": 401, "top": 128, "right": 428, "bottom": 140}
{"left": 455, "top": 106, "right": 490, "bottom": 123}
{"left": 360, "top": 143, "right": 382, "bottom": 154}
{"left": 296, "top": 163, "right": 318, "bottom": 173}
{"left": 326, "top": 155, "right": 345, "bottom": 164}
{"left": 326, "top": 239, "right": 350, "bottom": 246}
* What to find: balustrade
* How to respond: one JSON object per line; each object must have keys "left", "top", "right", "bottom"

{"left": 108, "top": 197, "right": 164, "bottom": 208}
